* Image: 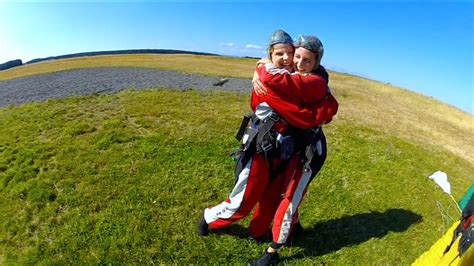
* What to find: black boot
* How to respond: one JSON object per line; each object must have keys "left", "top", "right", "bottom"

{"left": 249, "top": 250, "right": 280, "bottom": 266}
{"left": 198, "top": 212, "right": 209, "bottom": 236}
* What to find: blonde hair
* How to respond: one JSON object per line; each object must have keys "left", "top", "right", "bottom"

{"left": 268, "top": 47, "right": 274, "bottom": 59}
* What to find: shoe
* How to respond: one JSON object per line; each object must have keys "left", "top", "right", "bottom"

{"left": 198, "top": 212, "right": 209, "bottom": 236}
{"left": 249, "top": 250, "right": 280, "bottom": 266}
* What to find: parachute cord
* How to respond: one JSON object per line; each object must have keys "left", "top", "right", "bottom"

{"left": 448, "top": 194, "right": 462, "bottom": 214}
{"left": 436, "top": 200, "right": 456, "bottom": 234}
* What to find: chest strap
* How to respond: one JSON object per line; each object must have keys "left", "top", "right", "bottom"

{"left": 256, "top": 112, "right": 280, "bottom": 153}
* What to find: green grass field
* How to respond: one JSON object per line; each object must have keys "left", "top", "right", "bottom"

{"left": 0, "top": 55, "right": 473, "bottom": 264}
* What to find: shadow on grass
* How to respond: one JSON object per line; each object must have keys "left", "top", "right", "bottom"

{"left": 212, "top": 223, "right": 250, "bottom": 239}
{"left": 284, "top": 208, "right": 422, "bottom": 260}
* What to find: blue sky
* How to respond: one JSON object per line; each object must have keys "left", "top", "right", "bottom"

{"left": 0, "top": 1, "right": 472, "bottom": 114}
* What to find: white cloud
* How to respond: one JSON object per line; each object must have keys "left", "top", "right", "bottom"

{"left": 246, "top": 44, "right": 262, "bottom": 49}
{"left": 220, "top": 42, "right": 235, "bottom": 47}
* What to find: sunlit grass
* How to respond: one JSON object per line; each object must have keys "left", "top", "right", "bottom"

{"left": 330, "top": 71, "right": 474, "bottom": 165}
{"left": 1, "top": 54, "right": 471, "bottom": 165}
{"left": 0, "top": 54, "right": 256, "bottom": 81}
{"left": 0, "top": 54, "right": 473, "bottom": 264}
{"left": 0, "top": 89, "right": 473, "bottom": 264}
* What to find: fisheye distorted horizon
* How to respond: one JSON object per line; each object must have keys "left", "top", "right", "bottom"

{"left": 0, "top": 2, "right": 472, "bottom": 113}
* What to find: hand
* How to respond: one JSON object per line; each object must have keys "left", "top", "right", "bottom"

{"left": 252, "top": 71, "right": 267, "bottom": 96}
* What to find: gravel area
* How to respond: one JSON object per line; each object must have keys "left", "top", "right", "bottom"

{"left": 0, "top": 67, "right": 253, "bottom": 107}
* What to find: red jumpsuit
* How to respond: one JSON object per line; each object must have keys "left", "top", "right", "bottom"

{"left": 203, "top": 63, "right": 338, "bottom": 247}
{"left": 248, "top": 63, "right": 337, "bottom": 246}
{"left": 251, "top": 63, "right": 334, "bottom": 128}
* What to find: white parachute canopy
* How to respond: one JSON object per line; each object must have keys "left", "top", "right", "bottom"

{"left": 428, "top": 170, "right": 462, "bottom": 214}
{"left": 429, "top": 171, "right": 451, "bottom": 195}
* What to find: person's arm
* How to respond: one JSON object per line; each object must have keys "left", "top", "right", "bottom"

{"left": 255, "top": 63, "right": 333, "bottom": 128}
{"left": 289, "top": 73, "right": 328, "bottom": 106}
{"left": 252, "top": 58, "right": 273, "bottom": 96}
{"left": 269, "top": 92, "right": 338, "bottom": 129}
{"left": 251, "top": 78, "right": 317, "bottom": 128}
{"left": 255, "top": 62, "right": 338, "bottom": 128}
{"left": 256, "top": 63, "right": 300, "bottom": 100}
{"left": 257, "top": 63, "right": 328, "bottom": 106}
{"left": 267, "top": 93, "right": 338, "bottom": 129}
{"left": 254, "top": 84, "right": 322, "bottom": 129}
{"left": 313, "top": 93, "right": 339, "bottom": 125}
{"left": 262, "top": 95, "right": 319, "bottom": 129}
{"left": 252, "top": 71, "right": 268, "bottom": 96}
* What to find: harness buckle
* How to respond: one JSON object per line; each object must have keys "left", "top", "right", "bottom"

{"left": 261, "top": 141, "right": 273, "bottom": 152}
{"left": 268, "top": 112, "right": 280, "bottom": 122}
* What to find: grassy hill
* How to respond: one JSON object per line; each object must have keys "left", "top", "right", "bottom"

{"left": 0, "top": 54, "right": 473, "bottom": 264}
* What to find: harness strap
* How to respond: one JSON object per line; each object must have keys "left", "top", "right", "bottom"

{"left": 256, "top": 112, "right": 280, "bottom": 153}
{"left": 232, "top": 111, "right": 297, "bottom": 182}
{"left": 302, "top": 127, "right": 321, "bottom": 172}
{"left": 235, "top": 112, "right": 253, "bottom": 141}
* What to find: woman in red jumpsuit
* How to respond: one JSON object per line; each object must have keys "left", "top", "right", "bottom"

{"left": 249, "top": 35, "right": 338, "bottom": 265}
{"left": 199, "top": 30, "right": 338, "bottom": 265}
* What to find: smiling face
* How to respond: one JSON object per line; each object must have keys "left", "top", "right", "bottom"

{"left": 293, "top": 46, "right": 317, "bottom": 73}
{"left": 270, "top": 43, "right": 294, "bottom": 71}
